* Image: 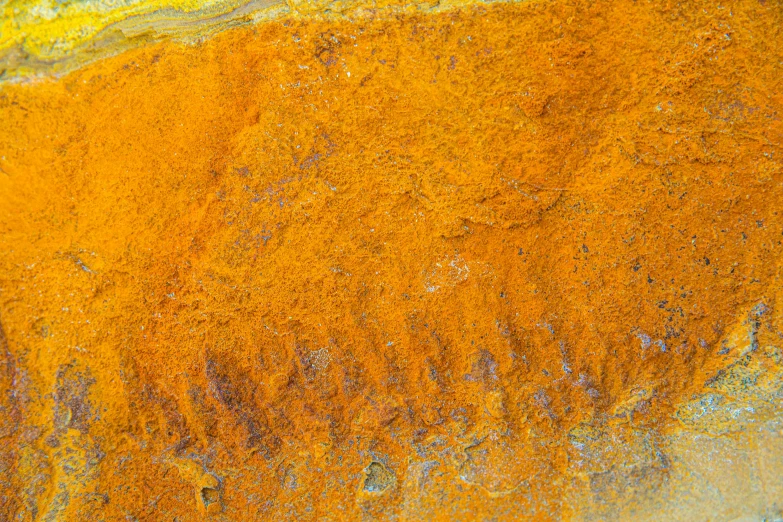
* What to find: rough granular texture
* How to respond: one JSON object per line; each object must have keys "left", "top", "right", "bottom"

{"left": 1, "top": 0, "right": 783, "bottom": 520}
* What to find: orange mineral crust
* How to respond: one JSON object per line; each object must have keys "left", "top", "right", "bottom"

{"left": 1, "top": 1, "right": 783, "bottom": 520}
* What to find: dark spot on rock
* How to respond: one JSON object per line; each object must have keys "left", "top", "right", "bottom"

{"left": 53, "top": 365, "right": 95, "bottom": 433}
{"left": 45, "top": 433, "right": 60, "bottom": 448}
{"left": 206, "top": 358, "right": 246, "bottom": 414}
{"left": 205, "top": 354, "right": 270, "bottom": 449}
{"left": 315, "top": 31, "right": 341, "bottom": 67}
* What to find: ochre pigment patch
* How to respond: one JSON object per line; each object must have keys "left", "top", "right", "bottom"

{"left": 1, "top": 0, "right": 783, "bottom": 520}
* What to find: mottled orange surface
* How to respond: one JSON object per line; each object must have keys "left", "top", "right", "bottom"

{"left": 1, "top": 0, "right": 783, "bottom": 520}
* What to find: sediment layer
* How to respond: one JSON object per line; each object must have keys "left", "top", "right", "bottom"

{"left": 1, "top": 0, "right": 498, "bottom": 81}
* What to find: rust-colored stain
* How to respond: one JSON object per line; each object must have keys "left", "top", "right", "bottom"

{"left": 1, "top": 0, "right": 783, "bottom": 520}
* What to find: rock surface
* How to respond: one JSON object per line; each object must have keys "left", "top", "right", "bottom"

{"left": 1, "top": 0, "right": 782, "bottom": 520}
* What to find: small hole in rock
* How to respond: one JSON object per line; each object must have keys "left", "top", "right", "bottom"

{"left": 201, "top": 487, "right": 220, "bottom": 507}
{"left": 363, "top": 461, "right": 395, "bottom": 493}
